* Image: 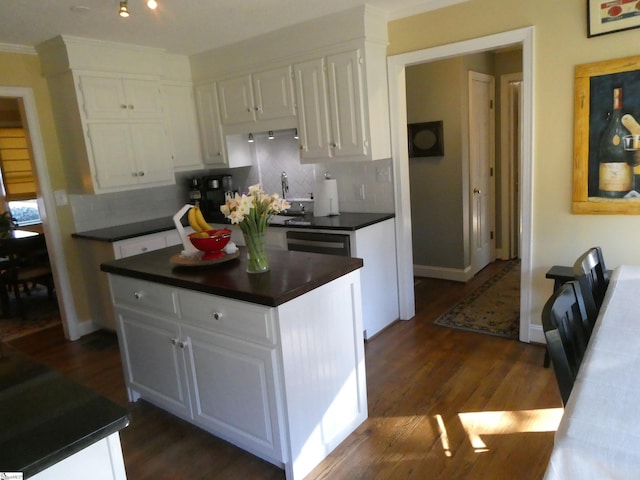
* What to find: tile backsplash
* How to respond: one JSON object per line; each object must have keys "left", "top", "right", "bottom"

{"left": 70, "top": 129, "right": 394, "bottom": 232}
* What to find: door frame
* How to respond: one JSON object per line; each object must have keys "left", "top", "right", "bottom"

{"left": 499, "top": 72, "right": 523, "bottom": 260}
{"left": 387, "top": 26, "right": 534, "bottom": 343}
{"left": 0, "top": 86, "right": 81, "bottom": 340}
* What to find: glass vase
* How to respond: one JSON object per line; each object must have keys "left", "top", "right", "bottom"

{"left": 243, "top": 229, "right": 270, "bottom": 274}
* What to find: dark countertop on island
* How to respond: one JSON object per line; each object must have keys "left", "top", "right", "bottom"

{"left": 73, "top": 212, "right": 394, "bottom": 243}
{"left": 0, "top": 343, "right": 129, "bottom": 477}
{"left": 101, "top": 245, "right": 364, "bottom": 307}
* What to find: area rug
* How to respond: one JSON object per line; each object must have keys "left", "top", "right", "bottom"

{"left": 434, "top": 259, "right": 520, "bottom": 339}
{"left": 0, "top": 285, "right": 61, "bottom": 342}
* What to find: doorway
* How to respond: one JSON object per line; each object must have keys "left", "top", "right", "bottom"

{"left": 388, "top": 27, "right": 534, "bottom": 343}
{"left": 0, "top": 86, "right": 79, "bottom": 340}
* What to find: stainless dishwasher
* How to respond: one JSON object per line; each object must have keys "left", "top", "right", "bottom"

{"left": 286, "top": 231, "right": 351, "bottom": 256}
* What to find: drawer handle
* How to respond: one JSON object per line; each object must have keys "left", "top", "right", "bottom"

{"left": 133, "top": 291, "right": 142, "bottom": 300}
{"left": 141, "top": 247, "right": 148, "bottom": 252}
{"left": 170, "top": 337, "right": 178, "bottom": 346}
{"left": 212, "top": 312, "right": 222, "bottom": 321}
{"left": 177, "top": 339, "right": 189, "bottom": 349}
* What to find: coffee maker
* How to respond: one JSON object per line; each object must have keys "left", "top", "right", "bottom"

{"left": 187, "top": 177, "right": 202, "bottom": 205}
{"left": 200, "top": 175, "right": 233, "bottom": 222}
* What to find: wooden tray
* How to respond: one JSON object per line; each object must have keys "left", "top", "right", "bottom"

{"left": 170, "top": 249, "right": 240, "bottom": 267}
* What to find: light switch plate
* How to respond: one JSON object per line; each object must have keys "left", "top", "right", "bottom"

{"left": 54, "top": 189, "right": 68, "bottom": 206}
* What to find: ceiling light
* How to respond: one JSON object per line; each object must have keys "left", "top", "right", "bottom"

{"left": 118, "top": 1, "right": 129, "bottom": 17}
{"left": 248, "top": 133, "right": 254, "bottom": 143}
{"left": 147, "top": 0, "right": 157, "bottom": 9}
{"left": 268, "top": 131, "right": 274, "bottom": 140}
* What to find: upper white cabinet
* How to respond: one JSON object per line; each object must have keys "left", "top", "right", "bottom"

{"left": 217, "top": 66, "right": 296, "bottom": 125}
{"left": 194, "top": 82, "right": 227, "bottom": 166}
{"left": 194, "top": 82, "right": 253, "bottom": 168}
{"left": 162, "top": 82, "right": 204, "bottom": 171}
{"left": 80, "top": 76, "right": 163, "bottom": 120}
{"left": 294, "top": 48, "right": 389, "bottom": 163}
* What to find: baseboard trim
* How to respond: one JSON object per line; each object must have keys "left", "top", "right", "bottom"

{"left": 413, "top": 264, "right": 473, "bottom": 282}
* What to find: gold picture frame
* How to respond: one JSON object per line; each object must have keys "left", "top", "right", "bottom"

{"left": 573, "top": 54, "right": 640, "bottom": 214}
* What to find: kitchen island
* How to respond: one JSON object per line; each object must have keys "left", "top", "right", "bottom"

{"left": 0, "top": 343, "right": 129, "bottom": 479}
{"left": 100, "top": 246, "right": 367, "bottom": 480}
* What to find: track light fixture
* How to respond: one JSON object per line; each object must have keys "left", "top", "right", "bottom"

{"left": 294, "top": 128, "right": 299, "bottom": 140}
{"left": 248, "top": 133, "right": 254, "bottom": 143}
{"left": 119, "top": 0, "right": 158, "bottom": 17}
{"left": 119, "top": 0, "right": 129, "bottom": 17}
{"left": 268, "top": 131, "right": 275, "bottom": 140}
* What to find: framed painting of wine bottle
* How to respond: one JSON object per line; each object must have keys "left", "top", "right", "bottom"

{"left": 573, "top": 54, "right": 640, "bottom": 214}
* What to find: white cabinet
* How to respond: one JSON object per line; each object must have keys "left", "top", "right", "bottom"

{"left": 294, "top": 48, "right": 390, "bottom": 163}
{"left": 162, "top": 83, "right": 203, "bottom": 171}
{"left": 112, "top": 278, "right": 285, "bottom": 464}
{"left": 217, "top": 66, "right": 296, "bottom": 125}
{"left": 86, "top": 121, "right": 173, "bottom": 189}
{"left": 79, "top": 75, "right": 163, "bottom": 120}
{"left": 194, "top": 82, "right": 226, "bottom": 166}
{"left": 107, "top": 268, "right": 367, "bottom": 480}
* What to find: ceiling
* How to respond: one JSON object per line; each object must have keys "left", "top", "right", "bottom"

{"left": 0, "top": 0, "right": 466, "bottom": 56}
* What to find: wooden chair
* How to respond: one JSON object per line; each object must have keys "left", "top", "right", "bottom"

{"left": 0, "top": 233, "right": 54, "bottom": 320}
{"left": 541, "top": 280, "right": 590, "bottom": 406}
{"left": 573, "top": 246, "right": 609, "bottom": 334}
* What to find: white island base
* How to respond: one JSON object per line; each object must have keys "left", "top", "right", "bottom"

{"left": 108, "top": 268, "right": 367, "bottom": 480}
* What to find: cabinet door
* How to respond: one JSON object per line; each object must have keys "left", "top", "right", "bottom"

{"left": 117, "top": 309, "right": 192, "bottom": 418}
{"left": 217, "top": 75, "right": 256, "bottom": 124}
{"left": 122, "top": 78, "right": 163, "bottom": 119}
{"left": 80, "top": 76, "right": 161, "bottom": 121}
{"left": 253, "top": 66, "right": 296, "bottom": 121}
{"left": 326, "top": 50, "right": 368, "bottom": 158}
{"left": 129, "top": 122, "right": 174, "bottom": 186}
{"left": 194, "top": 83, "right": 227, "bottom": 166}
{"left": 293, "top": 58, "right": 332, "bottom": 161}
{"left": 162, "top": 84, "right": 203, "bottom": 170}
{"left": 80, "top": 76, "right": 128, "bottom": 120}
{"left": 87, "top": 123, "right": 137, "bottom": 189}
{"left": 181, "top": 325, "right": 284, "bottom": 461}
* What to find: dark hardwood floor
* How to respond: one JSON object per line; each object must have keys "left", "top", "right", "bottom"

{"left": 9, "top": 261, "right": 559, "bottom": 479}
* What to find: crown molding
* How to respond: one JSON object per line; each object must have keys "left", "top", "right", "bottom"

{"left": 0, "top": 42, "right": 37, "bottom": 55}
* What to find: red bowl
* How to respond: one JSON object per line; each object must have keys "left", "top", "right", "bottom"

{"left": 189, "top": 229, "right": 232, "bottom": 254}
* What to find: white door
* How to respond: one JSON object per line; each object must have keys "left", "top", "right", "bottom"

{"left": 468, "top": 71, "right": 495, "bottom": 274}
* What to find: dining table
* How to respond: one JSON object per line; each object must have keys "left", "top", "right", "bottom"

{"left": 543, "top": 265, "right": 640, "bottom": 480}
{"left": 0, "top": 228, "right": 47, "bottom": 317}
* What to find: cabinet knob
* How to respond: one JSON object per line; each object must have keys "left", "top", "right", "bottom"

{"left": 132, "top": 172, "right": 138, "bottom": 177}
{"left": 133, "top": 291, "right": 142, "bottom": 300}
{"left": 171, "top": 337, "right": 178, "bottom": 345}
{"left": 246, "top": 108, "right": 251, "bottom": 113}
{"left": 212, "top": 311, "right": 222, "bottom": 321}
{"left": 139, "top": 171, "right": 145, "bottom": 177}
{"left": 254, "top": 106, "right": 260, "bottom": 112}
{"left": 474, "top": 188, "right": 481, "bottom": 194}
{"left": 177, "top": 339, "right": 189, "bottom": 349}
{"left": 128, "top": 104, "right": 134, "bottom": 110}
{"left": 121, "top": 104, "right": 127, "bottom": 109}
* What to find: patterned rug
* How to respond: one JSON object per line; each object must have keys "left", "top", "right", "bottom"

{"left": 434, "top": 259, "right": 520, "bottom": 339}
{"left": 0, "top": 285, "right": 61, "bottom": 342}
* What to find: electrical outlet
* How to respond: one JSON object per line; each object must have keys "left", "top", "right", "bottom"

{"left": 376, "top": 166, "right": 391, "bottom": 183}
{"left": 354, "top": 184, "right": 366, "bottom": 200}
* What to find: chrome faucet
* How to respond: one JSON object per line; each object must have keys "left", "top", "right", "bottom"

{"left": 281, "top": 171, "right": 289, "bottom": 199}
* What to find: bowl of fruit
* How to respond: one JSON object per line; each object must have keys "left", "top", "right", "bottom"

{"left": 189, "top": 228, "right": 232, "bottom": 259}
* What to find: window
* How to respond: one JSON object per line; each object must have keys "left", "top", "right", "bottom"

{"left": 0, "top": 120, "right": 41, "bottom": 226}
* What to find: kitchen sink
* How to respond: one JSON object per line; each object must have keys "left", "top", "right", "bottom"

{"left": 270, "top": 215, "right": 311, "bottom": 226}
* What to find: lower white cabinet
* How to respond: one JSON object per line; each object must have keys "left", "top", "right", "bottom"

{"left": 107, "top": 270, "right": 367, "bottom": 480}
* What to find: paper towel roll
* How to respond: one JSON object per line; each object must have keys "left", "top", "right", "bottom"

{"left": 313, "top": 179, "right": 340, "bottom": 217}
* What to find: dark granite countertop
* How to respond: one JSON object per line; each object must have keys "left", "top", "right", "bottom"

{"left": 73, "top": 212, "right": 394, "bottom": 243}
{"left": 101, "top": 245, "right": 363, "bottom": 307}
{"left": 0, "top": 343, "right": 130, "bottom": 477}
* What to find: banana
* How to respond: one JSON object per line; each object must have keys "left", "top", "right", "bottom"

{"left": 194, "top": 203, "right": 213, "bottom": 232}
{"left": 187, "top": 206, "right": 202, "bottom": 232}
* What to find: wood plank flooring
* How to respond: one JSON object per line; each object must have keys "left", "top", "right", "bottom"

{"left": 9, "top": 261, "right": 560, "bottom": 480}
